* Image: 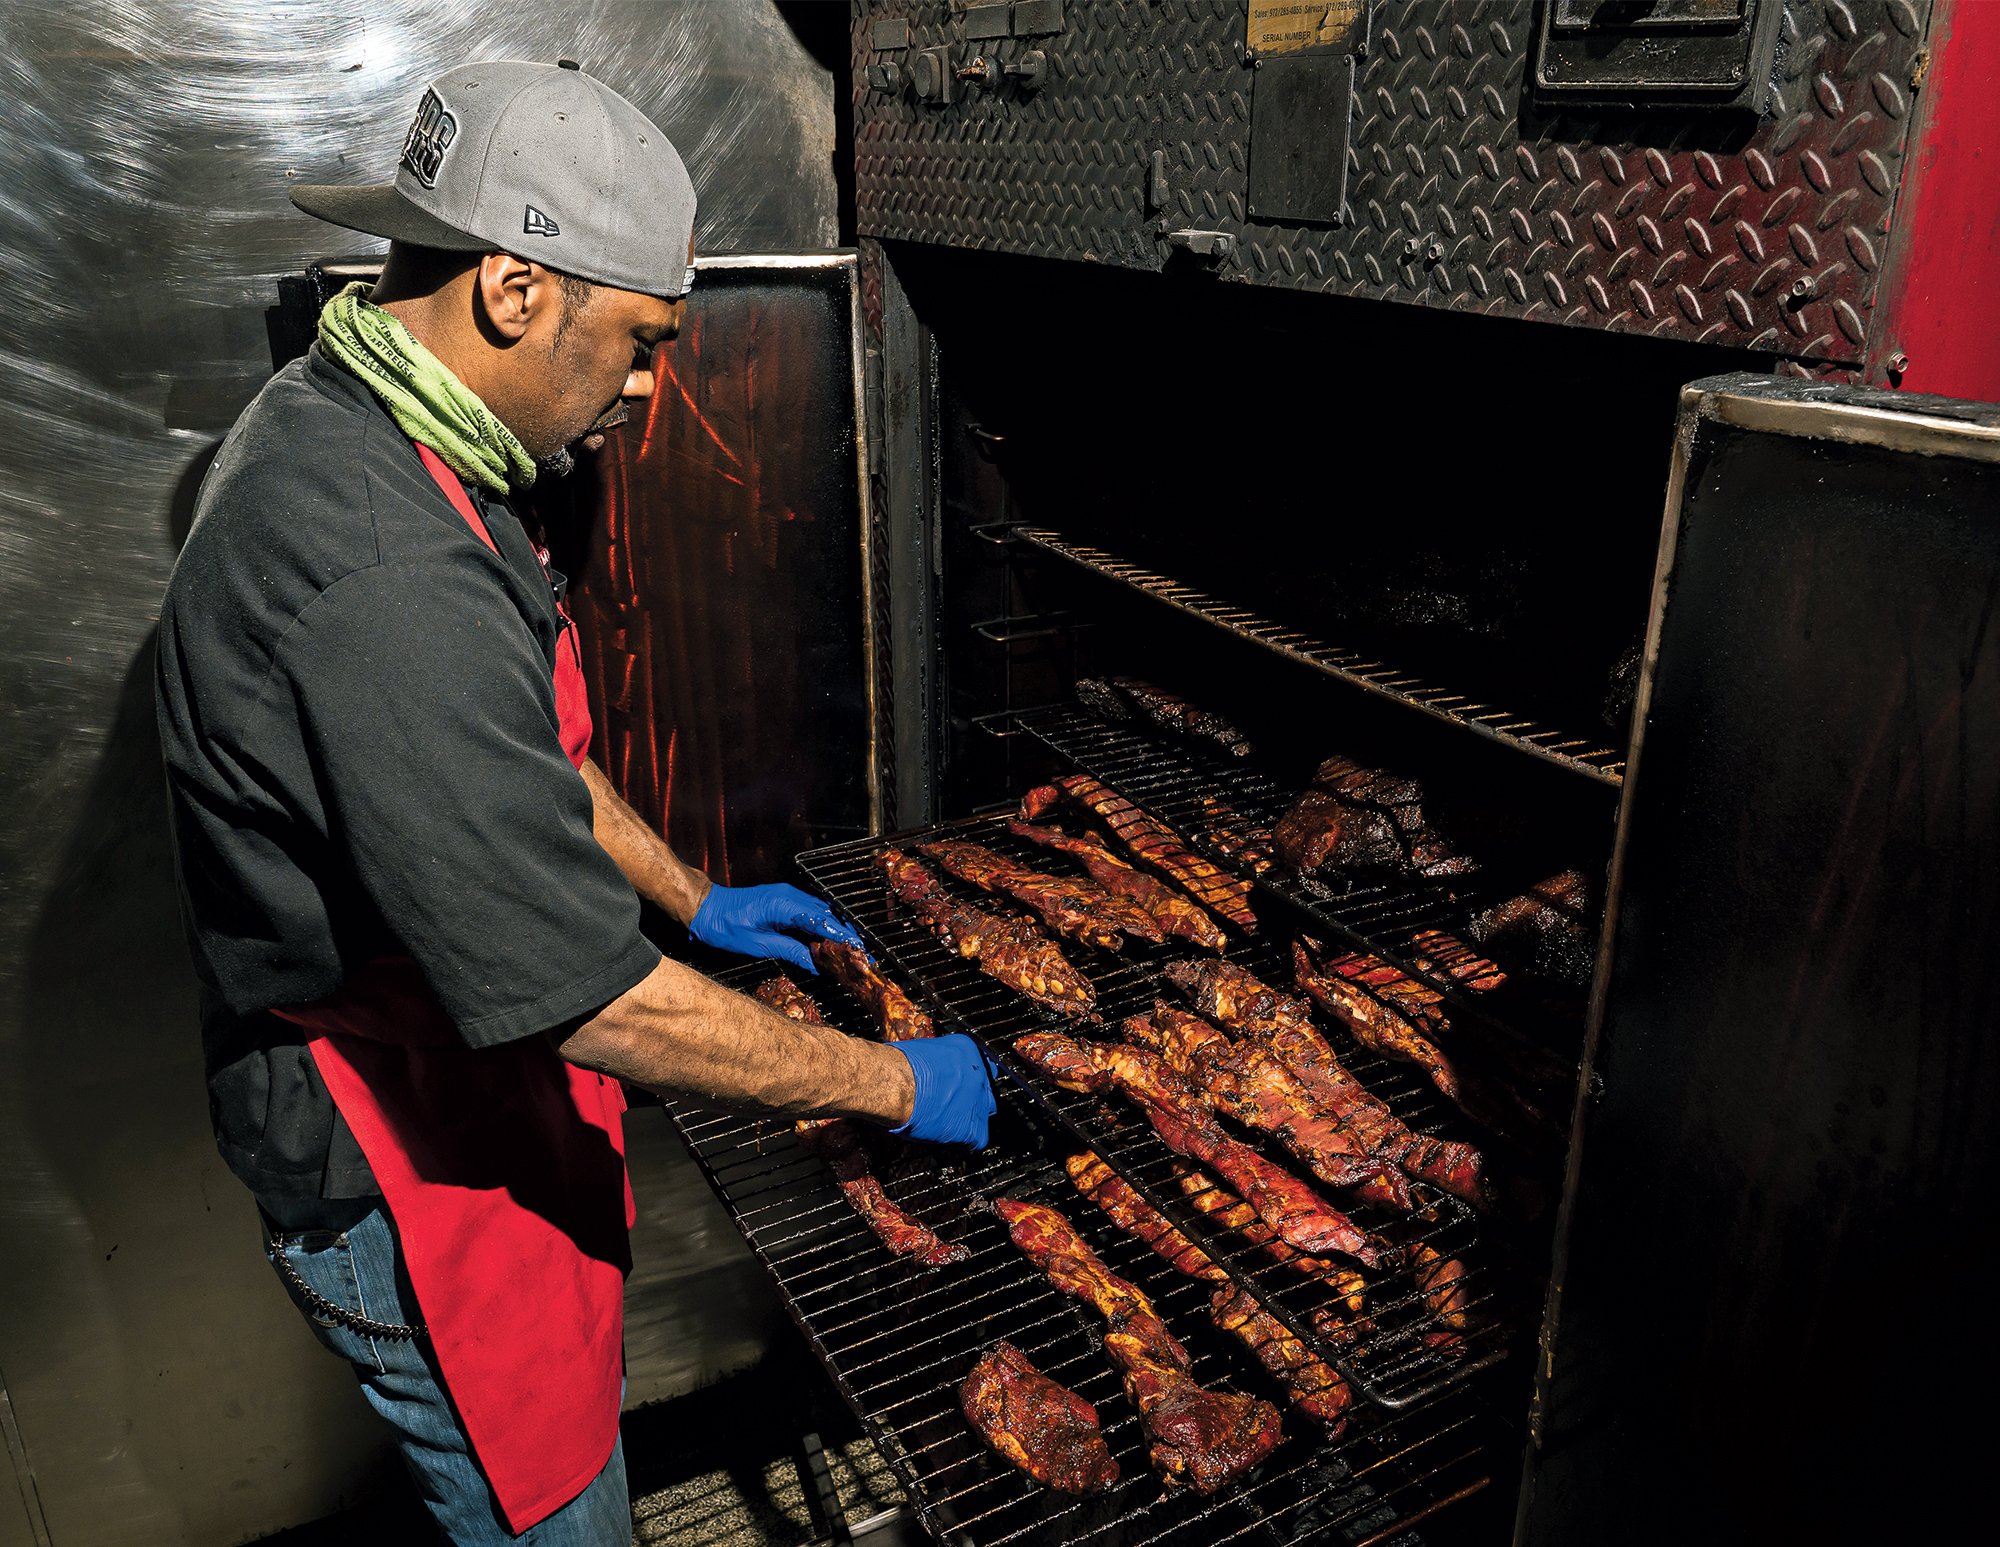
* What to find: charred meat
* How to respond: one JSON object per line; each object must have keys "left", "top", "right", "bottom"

{"left": 1076, "top": 676, "right": 1255, "bottom": 759}
{"left": 1196, "top": 797, "right": 1277, "bottom": 876}
{"left": 755, "top": 976, "right": 968, "bottom": 1268}
{"left": 1019, "top": 776, "right": 1258, "bottom": 934}
{"left": 995, "top": 1198, "right": 1284, "bottom": 1492}
{"left": 877, "top": 849, "right": 1096, "bottom": 1017}
{"left": 1007, "top": 820, "right": 1227, "bottom": 951}
{"left": 1271, "top": 756, "right": 1473, "bottom": 881}
{"left": 1314, "top": 945, "right": 1449, "bottom": 1032}
{"left": 960, "top": 1342, "right": 1121, "bottom": 1495}
{"left": 1408, "top": 929, "right": 1506, "bottom": 993}
{"left": 920, "top": 838, "right": 1164, "bottom": 950}
{"left": 1466, "top": 869, "right": 1597, "bottom": 985}
{"left": 808, "top": 939, "right": 934, "bottom": 1041}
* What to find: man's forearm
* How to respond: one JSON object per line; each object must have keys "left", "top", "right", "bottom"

{"left": 551, "top": 957, "right": 915, "bottom": 1125}
{"left": 580, "top": 757, "right": 710, "bottom": 924}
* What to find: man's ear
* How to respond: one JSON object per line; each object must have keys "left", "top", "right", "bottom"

{"left": 473, "top": 253, "right": 549, "bottom": 343}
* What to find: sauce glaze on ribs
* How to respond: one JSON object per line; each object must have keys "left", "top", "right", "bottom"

{"left": 876, "top": 849, "right": 1097, "bottom": 1017}
{"left": 1166, "top": 960, "right": 1491, "bottom": 1209}
{"left": 1019, "top": 776, "right": 1258, "bottom": 934}
{"left": 920, "top": 838, "right": 1164, "bottom": 950}
{"left": 960, "top": 1342, "right": 1121, "bottom": 1495}
{"left": 1011, "top": 1032, "right": 1385, "bottom": 1268}
{"left": 1295, "top": 937, "right": 1463, "bottom": 1102}
{"left": 1007, "top": 820, "right": 1227, "bottom": 951}
{"left": 808, "top": 939, "right": 934, "bottom": 1041}
{"left": 1122, "top": 1003, "right": 1413, "bottom": 1210}
{"left": 994, "top": 1198, "right": 1284, "bottom": 1492}
{"left": 1067, "top": 1154, "right": 1352, "bottom": 1432}
{"left": 754, "top": 976, "right": 968, "bottom": 1268}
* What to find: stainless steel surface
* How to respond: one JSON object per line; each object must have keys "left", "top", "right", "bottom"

{"left": 0, "top": 3, "right": 839, "bottom": 1542}
{"left": 852, "top": 0, "right": 1933, "bottom": 364}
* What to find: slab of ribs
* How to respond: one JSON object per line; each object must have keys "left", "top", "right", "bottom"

{"left": 1011, "top": 1032, "right": 1383, "bottom": 1266}
{"left": 1075, "top": 675, "right": 1254, "bottom": 759}
{"left": 1271, "top": 755, "right": 1474, "bottom": 881}
{"left": 960, "top": 1341, "right": 1121, "bottom": 1495}
{"left": 994, "top": 1197, "right": 1285, "bottom": 1492}
{"left": 876, "top": 848, "right": 1097, "bottom": 1017}
{"left": 1067, "top": 1154, "right": 1353, "bottom": 1432}
{"left": 1294, "top": 937, "right": 1464, "bottom": 1103}
{"left": 1165, "top": 959, "right": 1491, "bottom": 1209}
{"left": 919, "top": 838, "right": 1164, "bottom": 950}
{"left": 1019, "top": 775, "right": 1259, "bottom": 935}
{"left": 1120, "top": 1002, "right": 1414, "bottom": 1210}
{"left": 1007, "top": 820, "right": 1227, "bottom": 951}
{"left": 808, "top": 939, "right": 934, "bottom": 1041}
{"left": 754, "top": 975, "right": 969, "bottom": 1268}
{"left": 1195, "top": 796, "right": 1278, "bottom": 876}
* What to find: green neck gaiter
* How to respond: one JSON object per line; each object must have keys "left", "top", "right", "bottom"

{"left": 316, "top": 282, "right": 537, "bottom": 495}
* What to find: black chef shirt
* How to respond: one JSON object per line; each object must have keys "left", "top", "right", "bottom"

{"left": 156, "top": 344, "right": 660, "bottom": 1203}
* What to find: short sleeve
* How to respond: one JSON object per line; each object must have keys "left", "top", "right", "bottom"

{"left": 279, "top": 559, "right": 659, "bottom": 1045}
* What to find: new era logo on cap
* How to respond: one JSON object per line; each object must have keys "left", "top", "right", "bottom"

{"left": 523, "top": 205, "right": 560, "bottom": 237}
{"left": 400, "top": 90, "right": 457, "bottom": 189}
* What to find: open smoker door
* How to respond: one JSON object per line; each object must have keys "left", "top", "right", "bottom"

{"left": 538, "top": 253, "right": 877, "bottom": 886}
{"left": 1517, "top": 375, "right": 2000, "bottom": 1544}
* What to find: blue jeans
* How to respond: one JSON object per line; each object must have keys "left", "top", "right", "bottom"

{"left": 263, "top": 1200, "right": 630, "bottom": 1545}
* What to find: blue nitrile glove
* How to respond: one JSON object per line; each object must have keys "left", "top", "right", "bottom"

{"left": 890, "top": 1035, "right": 1000, "bottom": 1149}
{"left": 688, "top": 882, "right": 866, "bottom": 974}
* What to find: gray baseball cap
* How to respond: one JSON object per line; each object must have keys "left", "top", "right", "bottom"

{"left": 291, "top": 60, "right": 697, "bottom": 300}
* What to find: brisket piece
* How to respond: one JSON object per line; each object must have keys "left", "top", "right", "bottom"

{"left": 1007, "top": 820, "right": 1227, "bottom": 951}
{"left": 1019, "top": 776, "right": 1258, "bottom": 934}
{"left": 755, "top": 976, "right": 968, "bottom": 1268}
{"left": 920, "top": 838, "right": 1164, "bottom": 950}
{"left": 960, "top": 1342, "right": 1121, "bottom": 1495}
{"left": 995, "top": 1198, "right": 1285, "bottom": 1492}
{"left": 877, "top": 849, "right": 1096, "bottom": 1017}
{"left": 1465, "top": 869, "right": 1597, "bottom": 985}
{"left": 1271, "top": 755, "right": 1474, "bottom": 880}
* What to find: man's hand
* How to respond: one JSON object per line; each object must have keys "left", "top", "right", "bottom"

{"left": 689, "top": 882, "right": 865, "bottom": 974}
{"left": 890, "top": 1035, "right": 999, "bottom": 1148}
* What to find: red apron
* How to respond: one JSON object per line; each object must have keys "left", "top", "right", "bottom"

{"left": 277, "top": 442, "right": 632, "bottom": 1532}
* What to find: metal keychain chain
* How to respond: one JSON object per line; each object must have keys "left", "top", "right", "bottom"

{"left": 267, "top": 1230, "right": 428, "bottom": 1342}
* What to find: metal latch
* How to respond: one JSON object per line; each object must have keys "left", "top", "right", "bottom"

{"left": 1165, "top": 229, "right": 1237, "bottom": 265}
{"left": 1532, "top": 0, "right": 1785, "bottom": 111}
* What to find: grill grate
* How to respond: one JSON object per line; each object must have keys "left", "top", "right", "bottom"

{"left": 663, "top": 961, "right": 1502, "bottom": 1545}
{"left": 796, "top": 817, "right": 1537, "bottom": 1412}
{"left": 1015, "top": 528, "right": 1626, "bottom": 786}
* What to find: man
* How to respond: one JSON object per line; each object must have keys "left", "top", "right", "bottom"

{"left": 156, "top": 61, "right": 994, "bottom": 1544}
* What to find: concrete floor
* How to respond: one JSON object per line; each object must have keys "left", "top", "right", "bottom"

{"left": 258, "top": 1350, "right": 911, "bottom": 1546}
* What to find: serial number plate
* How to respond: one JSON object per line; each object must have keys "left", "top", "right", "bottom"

{"left": 1247, "top": 0, "right": 1367, "bottom": 59}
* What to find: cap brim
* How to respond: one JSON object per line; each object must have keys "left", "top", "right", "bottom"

{"left": 288, "top": 183, "right": 490, "bottom": 251}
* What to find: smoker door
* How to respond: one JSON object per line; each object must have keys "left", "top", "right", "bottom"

{"left": 542, "top": 254, "right": 877, "bottom": 885}
{"left": 1517, "top": 375, "right": 2000, "bottom": 1543}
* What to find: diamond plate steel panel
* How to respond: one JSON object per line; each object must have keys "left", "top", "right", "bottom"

{"left": 852, "top": 0, "right": 1934, "bottom": 363}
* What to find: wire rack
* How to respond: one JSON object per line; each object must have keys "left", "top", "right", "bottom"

{"left": 662, "top": 961, "right": 1502, "bottom": 1546}
{"left": 1014, "top": 528, "right": 1626, "bottom": 786}
{"left": 796, "top": 819, "right": 1537, "bottom": 1412}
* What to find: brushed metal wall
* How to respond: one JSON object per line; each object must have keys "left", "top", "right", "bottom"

{"left": 0, "top": 4, "right": 838, "bottom": 1543}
